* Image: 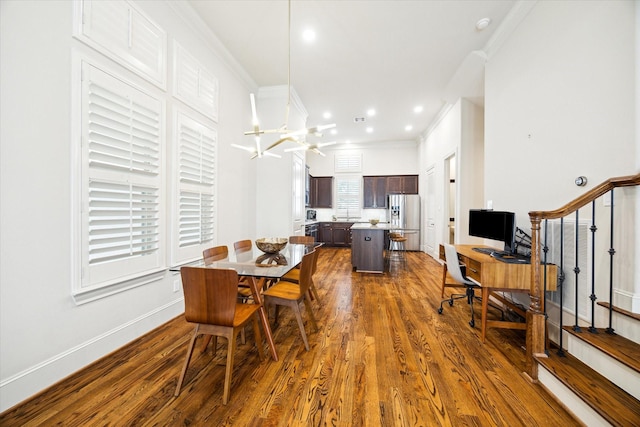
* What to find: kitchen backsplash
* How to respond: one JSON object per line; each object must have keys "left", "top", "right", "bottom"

{"left": 310, "top": 208, "right": 387, "bottom": 223}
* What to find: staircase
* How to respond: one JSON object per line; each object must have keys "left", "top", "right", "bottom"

{"left": 536, "top": 305, "right": 640, "bottom": 426}
{"left": 526, "top": 174, "right": 640, "bottom": 426}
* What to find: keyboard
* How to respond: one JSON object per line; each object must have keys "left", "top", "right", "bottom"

{"left": 472, "top": 247, "right": 500, "bottom": 255}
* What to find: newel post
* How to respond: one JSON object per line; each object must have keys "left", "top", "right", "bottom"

{"left": 526, "top": 214, "right": 545, "bottom": 381}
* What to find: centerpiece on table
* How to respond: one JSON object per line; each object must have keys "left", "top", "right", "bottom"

{"left": 255, "top": 238, "right": 288, "bottom": 266}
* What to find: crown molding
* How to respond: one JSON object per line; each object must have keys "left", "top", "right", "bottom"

{"left": 483, "top": 0, "right": 538, "bottom": 60}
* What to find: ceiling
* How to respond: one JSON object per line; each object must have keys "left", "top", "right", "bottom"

{"left": 188, "top": 0, "right": 517, "bottom": 148}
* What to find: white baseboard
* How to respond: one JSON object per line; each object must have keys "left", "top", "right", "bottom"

{"left": 0, "top": 300, "right": 184, "bottom": 413}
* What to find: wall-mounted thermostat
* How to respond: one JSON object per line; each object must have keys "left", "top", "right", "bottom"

{"left": 574, "top": 176, "right": 587, "bottom": 186}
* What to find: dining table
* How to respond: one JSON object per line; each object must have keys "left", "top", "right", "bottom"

{"left": 171, "top": 242, "right": 319, "bottom": 361}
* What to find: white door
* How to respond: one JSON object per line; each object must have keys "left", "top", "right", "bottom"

{"left": 425, "top": 167, "right": 436, "bottom": 256}
{"left": 292, "top": 153, "right": 305, "bottom": 235}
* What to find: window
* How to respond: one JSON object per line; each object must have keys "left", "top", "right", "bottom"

{"left": 334, "top": 153, "right": 362, "bottom": 173}
{"left": 335, "top": 175, "right": 362, "bottom": 218}
{"left": 172, "top": 111, "right": 217, "bottom": 263}
{"left": 76, "top": 59, "right": 164, "bottom": 296}
{"left": 74, "top": 0, "right": 167, "bottom": 88}
{"left": 173, "top": 43, "right": 219, "bottom": 121}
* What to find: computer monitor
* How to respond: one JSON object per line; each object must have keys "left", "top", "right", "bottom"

{"left": 468, "top": 210, "right": 516, "bottom": 254}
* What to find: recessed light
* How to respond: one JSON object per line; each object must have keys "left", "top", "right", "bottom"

{"left": 323, "top": 111, "right": 332, "bottom": 119}
{"left": 367, "top": 109, "right": 376, "bottom": 117}
{"left": 413, "top": 105, "right": 423, "bottom": 114}
{"left": 476, "top": 18, "right": 491, "bottom": 31}
{"left": 302, "top": 28, "right": 316, "bottom": 42}
{"left": 405, "top": 125, "right": 413, "bottom": 131}
{"left": 366, "top": 127, "right": 373, "bottom": 133}
{"left": 330, "top": 129, "right": 337, "bottom": 135}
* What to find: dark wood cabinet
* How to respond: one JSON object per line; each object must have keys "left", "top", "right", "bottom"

{"left": 363, "top": 175, "right": 418, "bottom": 208}
{"left": 351, "top": 227, "right": 386, "bottom": 273}
{"left": 319, "top": 222, "right": 333, "bottom": 244}
{"left": 331, "top": 222, "right": 352, "bottom": 247}
{"left": 318, "top": 222, "right": 353, "bottom": 247}
{"left": 363, "top": 176, "right": 387, "bottom": 208}
{"left": 386, "top": 175, "right": 418, "bottom": 194}
{"left": 309, "top": 176, "right": 333, "bottom": 208}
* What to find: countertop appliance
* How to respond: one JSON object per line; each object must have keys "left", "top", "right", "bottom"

{"left": 306, "top": 209, "right": 317, "bottom": 220}
{"left": 387, "top": 194, "right": 420, "bottom": 250}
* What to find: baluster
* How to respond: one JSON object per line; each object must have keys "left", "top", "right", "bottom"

{"left": 573, "top": 210, "right": 582, "bottom": 332}
{"left": 589, "top": 201, "right": 598, "bottom": 333}
{"left": 606, "top": 188, "right": 616, "bottom": 335}
{"left": 557, "top": 217, "right": 566, "bottom": 357}
{"left": 543, "top": 219, "right": 550, "bottom": 355}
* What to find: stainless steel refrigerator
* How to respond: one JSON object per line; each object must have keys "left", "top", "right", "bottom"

{"left": 387, "top": 194, "right": 420, "bottom": 250}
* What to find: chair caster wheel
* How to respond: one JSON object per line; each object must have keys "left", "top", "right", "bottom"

{"left": 438, "top": 307, "right": 443, "bottom": 314}
{"left": 469, "top": 320, "right": 475, "bottom": 327}
{"left": 448, "top": 300, "right": 454, "bottom": 307}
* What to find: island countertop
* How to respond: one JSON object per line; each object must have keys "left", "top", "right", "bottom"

{"left": 350, "top": 223, "right": 396, "bottom": 230}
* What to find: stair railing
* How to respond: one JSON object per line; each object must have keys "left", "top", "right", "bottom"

{"left": 526, "top": 173, "right": 640, "bottom": 380}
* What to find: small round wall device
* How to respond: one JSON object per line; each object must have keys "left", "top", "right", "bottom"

{"left": 574, "top": 176, "right": 587, "bottom": 187}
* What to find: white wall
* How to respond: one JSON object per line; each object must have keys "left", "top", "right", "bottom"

{"left": 485, "top": 0, "right": 637, "bottom": 217}
{"left": 307, "top": 142, "right": 419, "bottom": 177}
{"left": 485, "top": 0, "right": 638, "bottom": 310}
{"left": 0, "top": 0, "right": 257, "bottom": 411}
{"left": 418, "top": 99, "right": 485, "bottom": 257}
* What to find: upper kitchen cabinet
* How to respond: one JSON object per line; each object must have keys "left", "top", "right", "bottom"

{"left": 309, "top": 176, "right": 333, "bottom": 208}
{"left": 386, "top": 175, "right": 418, "bottom": 194}
{"left": 363, "top": 175, "right": 418, "bottom": 208}
{"left": 363, "top": 176, "right": 387, "bottom": 208}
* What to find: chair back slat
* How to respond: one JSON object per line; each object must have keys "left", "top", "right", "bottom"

{"left": 289, "top": 235, "right": 314, "bottom": 244}
{"left": 180, "top": 267, "right": 238, "bottom": 326}
{"left": 203, "top": 245, "right": 228, "bottom": 265}
{"left": 233, "top": 240, "right": 252, "bottom": 254}
{"left": 298, "top": 250, "right": 315, "bottom": 294}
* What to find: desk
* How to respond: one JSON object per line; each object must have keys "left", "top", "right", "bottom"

{"left": 172, "top": 243, "right": 317, "bottom": 361}
{"left": 439, "top": 244, "right": 557, "bottom": 342}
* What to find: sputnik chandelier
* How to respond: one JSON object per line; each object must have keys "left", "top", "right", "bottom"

{"left": 232, "top": 0, "right": 336, "bottom": 159}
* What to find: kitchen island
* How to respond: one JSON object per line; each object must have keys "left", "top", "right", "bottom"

{"left": 350, "top": 223, "right": 393, "bottom": 273}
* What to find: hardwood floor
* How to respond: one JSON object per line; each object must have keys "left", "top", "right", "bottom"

{"left": 0, "top": 248, "right": 580, "bottom": 426}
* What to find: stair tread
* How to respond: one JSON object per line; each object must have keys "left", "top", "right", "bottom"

{"left": 536, "top": 351, "right": 640, "bottom": 427}
{"left": 597, "top": 301, "right": 640, "bottom": 321}
{"left": 563, "top": 326, "right": 640, "bottom": 373}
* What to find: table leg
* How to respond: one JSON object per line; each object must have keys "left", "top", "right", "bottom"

{"left": 249, "top": 277, "right": 278, "bottom": 361}
{"left": 481, "top": 287, "right": 489, "bottom": 343}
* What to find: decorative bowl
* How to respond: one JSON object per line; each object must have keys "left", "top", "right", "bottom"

{"left": 369, "top": 219, "right": 380, "bottom": 226}
{"left": 255, "top": 237, "right": 288, "bottom": 254}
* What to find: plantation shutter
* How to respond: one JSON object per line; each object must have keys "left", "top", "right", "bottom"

{"left": 174, "top": 43, "right": 219, "bottom": 121}
{"left": 82, "top": 61, "right": 162, "bottom": 288}
{"left": 177, "top": 113, "right": 216, "bottom": 249}
{"left": 335, "top": 175, "right": 362, "bottom": 218}
{"left": 77, "top": 0, "right": 166, "bottom": 87}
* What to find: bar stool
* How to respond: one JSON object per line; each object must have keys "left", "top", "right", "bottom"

{"left": 388, "top": 232, "right": 407, "bottom": 268}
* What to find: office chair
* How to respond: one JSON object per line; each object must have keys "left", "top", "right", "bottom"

{"left": 438, "top": 243, "right": 480, "bottom": 327}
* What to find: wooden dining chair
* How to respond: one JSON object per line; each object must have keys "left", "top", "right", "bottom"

{"left": 203, "top": 244, "right": 249, "bottom": 345}
{"left": 280, "top": 246, "right": 321, "bottom": 303}
{"left": 262, "top": 250, "right": 319, "bottom": 351}
{"left": 175, "top": 267, "right": 264, "bottom": 405}
{"left": 233, "top": 239, "right": 254, "bottom": 296}
{"left": 203, "top": 245, "right": 228, "bottom": 264}
{"left": 233, "top": 239, "right": 252, "bottom": 255}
